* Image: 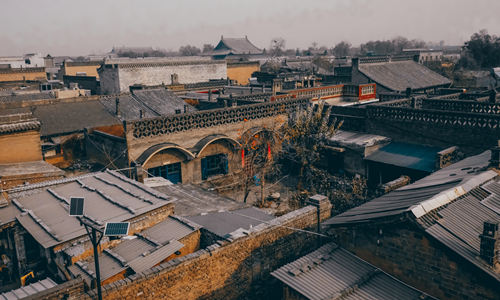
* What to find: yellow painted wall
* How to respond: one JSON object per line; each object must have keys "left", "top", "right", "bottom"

{"left": 0, "top": 130, "right": 42, "bottom": 163}
{"left": 63, "top": 65, "right": 100, "bottom": 78}
{"left": 0, "top": 69, "right": 46, "bottom": 82}
{"left": 227, "top": 62, "right": 260, "bottom": 85}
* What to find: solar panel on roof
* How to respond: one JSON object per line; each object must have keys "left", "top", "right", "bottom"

{"left": 104, "top": 222, "right": 130, "bottom": 236}
{"left": 69, "top": 197, "right": 84, "bottom": 216}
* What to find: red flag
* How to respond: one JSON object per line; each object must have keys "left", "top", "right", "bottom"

{"left": 241, "top": 149, "right": 245, "bottom": 168}
{"left": 267, "top": 143, "right": 272, "bottom": 160}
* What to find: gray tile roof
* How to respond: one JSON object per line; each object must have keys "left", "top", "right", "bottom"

{"left": 358, "top": 60, "right": 451, "bottom": 92}
{"left": 0, "top": 161, "right": 63, "bottom": 178}
{"left": 0, "top": 278, "right": 57, "bottom": 300}
{"left": 2, "top": 170, "right": 173, "bottom": 248}
{"left": 271, "top": 243, "right": 436, "bottom": 300}
{"left": 99, "top": 88, "right": 196, "bottom": 121}
{"left": 187, "top": 207, "right": 274, "bottom": 237}
{"left": 0, "top": 113, "right": 40, "bottom": 135}
{"left": 325, "top": 151, "right": 491, "bottom": 226}
{"left": 10, "top": 100, "right": 120, "bottom": 137}
{"left": 213, "top": 37, "right": 262, "bottom": 55}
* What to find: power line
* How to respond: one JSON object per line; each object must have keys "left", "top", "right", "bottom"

{"left": 154, "top": 174, "right": 330, "bottom": 239}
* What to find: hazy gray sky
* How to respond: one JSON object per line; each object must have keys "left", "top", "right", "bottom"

{"left": 1, "top": 0, "right": 499, "bottom": 56}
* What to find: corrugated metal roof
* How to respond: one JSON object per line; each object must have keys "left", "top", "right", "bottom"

{"left": 421, "top": 177, "right": 500, "bottom": 283}
{"left": 3, "top": 170, "right": 173, "bottom": 248}
{"left": 358, "top": 60, "right": 451, "bottom": 92}
{"left": 187, "top": 207, "right": 274, "bottom": 237}
{"left": 140, "top": 216, "right": 199, "bottom": 244}
{"left": 128, "top": 240, "right": 184, "bottom": 274}
{"left": 365, "top": 142, "right": 442, "bottom": 172}
{"left": 325, "top": 151, "right": 491, "bottom": 225}
{"left": 0, "top": 278, "right": 57, "bottom": 300}
{"left": 271, "top": 243, "right": 435, "bottom": 300}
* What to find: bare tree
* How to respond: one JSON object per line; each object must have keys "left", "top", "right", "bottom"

{"left": 332, "top": 41, "right": 352, "bottom": 57}
{"left": 179, "top": 45, "right": 201, "bottom": 56}
{"left": 281, "top": 102, "right": 342, "bottom": 190}
{"left": 270, "top": 38, "right": 286, "bottom": 57}
{"left": 202, "top": 44, "right": 214, "bottom": 53}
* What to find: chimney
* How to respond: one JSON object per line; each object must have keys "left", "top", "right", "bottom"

{"left": 115, "top": 98, "right": 120, "bottom": 116}
{"left": 490, "top": 140, "right": 500, "bottom": 168}
{"left": 171, "top": 73, "right": 179, "bottom": 85}
{"left": 139, "top": 109, "right": 143, "bottom": 119}
{"left": 135, "top": 164, "right": 144, "bottom": 183}
{"left": 490, "top": 89, "right": 497, "bottom": 103}
{"left": 306, "top": 194, "right": 332, "bottom": 247}
{"left": 272, "top": 79, "right": 282, "bottom": 96}
{"left": 406, "top": 87, "right": 412, "bottom": 98}
{"left": 479, "top": 221, "right": 499, "bottom": 266}
{"left": 184, "top": 105, "right": 188, "bottom": 113}
{"left": 352, "top": 57, "right": 359, "bottom": 69}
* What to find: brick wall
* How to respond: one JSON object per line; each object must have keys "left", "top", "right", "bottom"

{"left": 81, "top": 201, "right": 331, "bottom": 300}
{"left": 330, "top": 222, "right": 500, "bottom": 300}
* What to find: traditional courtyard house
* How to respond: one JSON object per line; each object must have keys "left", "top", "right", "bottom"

{"left": 0, "top": 67, "right": 46, "bottom": 83}
{"left": 324, "top": 150, "right": 500, "bottom": 300}
{"left": 333, "top": 55, "right": 451, "bottom": 96}
{"left": 210, "top": 36, "right": 264, "bottom": 60}
{"left": 0, "top": 112, "right": 64, "bottom": 189}
{"left": 0, "top": 170, "right": 175, "bottom": 290}
{"left": 227, "top": 61, "right": 260, "bottom": 85}
{"left": 58, "top": 61, "right": 102, "bottom": 79}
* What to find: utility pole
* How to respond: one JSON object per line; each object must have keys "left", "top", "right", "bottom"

{"left": 80, "top": 218, "right": 104, "bottom": 300}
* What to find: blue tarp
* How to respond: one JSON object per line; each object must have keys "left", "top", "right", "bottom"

{"left": 365, "top": 142, "right": 442, "bottom": 172}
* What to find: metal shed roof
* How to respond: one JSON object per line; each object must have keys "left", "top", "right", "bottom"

{"left": 421, "top": 176, "right": 500, "bottom": 283}
{"left": 365, "top": 142, "right": 442, "bottom": 172}
{"left": 325, "top": 150, "right": 491, "bottom": 226}
{"left": 187, "top": 207, "right": 274, "bottom": 237}
{"left": 128, "top": 240, "right": 184, "bottom": 274}
{"left": 271, "top": 243, "right": 436, "bottom": 300}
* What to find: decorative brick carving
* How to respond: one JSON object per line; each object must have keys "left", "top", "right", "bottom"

{"left": 128, "top": 98, "right": 309, "bottom": 139}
